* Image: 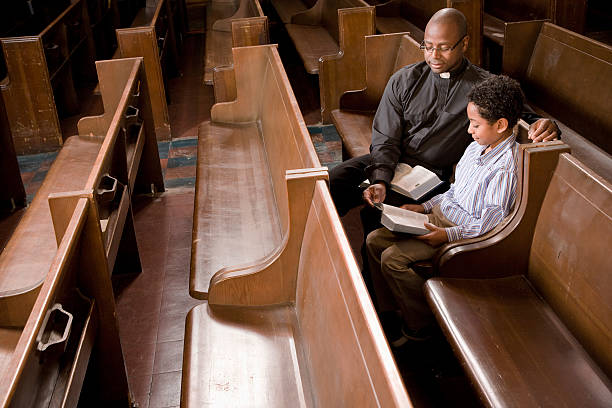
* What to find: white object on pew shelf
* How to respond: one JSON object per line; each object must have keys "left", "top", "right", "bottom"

{"left": 374, "top": 203, "right": 430, "bottom": 235}
{"left": 360, "top": 162, "right": 443, "bottom": 200}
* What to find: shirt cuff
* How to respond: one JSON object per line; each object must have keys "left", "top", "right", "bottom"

{"left": 422, "top": 200, "right": 434, "bottom": 212}
{"left": 369, "top": 168, "right": 394, "bottom": 186}
{"left": 445, "top": 226, "right": 462, "bottom": 242}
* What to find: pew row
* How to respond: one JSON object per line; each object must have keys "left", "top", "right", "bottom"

{"left": 425, "top": 153, "right": 612, "bottom": 407}
{"left": 203, "top": 0, "right": 269, "bottom": 86}
{"left": 285, "top": 0, "right": 374, "bottom": 75}
{"left": 331, "top": 33, "right": 422, "bottom": 158}
{"left": 373, "top": 0, "right": 482, "bottom": 66}
{"left": 190, "top": 45, "right": 321, "bottom": 299}
{"left": 0, "top": 0, "right": 97, "bottom": 154}
{"left": 0, "top": 196, "right": 130, "bottom": 406}
{"left": 502, "top": 22, "right": 612, "bottom": 180}
{"left": 182, "top": 179, "right": 412, "bottom": 407}
{"left": 116, "top": 0, "right": 182, "bottom": 140}
{"left": 0, "top": 57, "right": 164, "bottom": 329}
{"left": 0, "top": 92, "right": 25, "bottom": 216}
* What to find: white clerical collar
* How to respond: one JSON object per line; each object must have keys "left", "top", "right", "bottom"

{"left": 440, "top": 72, "right": 450, "bottom": 79}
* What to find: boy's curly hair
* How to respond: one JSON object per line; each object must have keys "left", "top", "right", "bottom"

{"left": 467, "top": 75, "right": 524, "bottom": 128}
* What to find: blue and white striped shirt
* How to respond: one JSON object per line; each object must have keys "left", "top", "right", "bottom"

{"left": 422, "top": 136, "right": 519, "bottom": 241}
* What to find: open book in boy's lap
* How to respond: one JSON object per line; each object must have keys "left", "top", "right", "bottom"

{"left": 362, "top": 163, "right": 444, "bottom": 201}
{"left": 374, "top": 203, "right": 429, "bottom": 235}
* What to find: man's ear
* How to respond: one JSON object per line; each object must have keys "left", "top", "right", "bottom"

{"left": 496, "top": 118, "right": 509, "bottom": 133}
{"left": 462, "top": 35, "right": 470, "bottom": 52}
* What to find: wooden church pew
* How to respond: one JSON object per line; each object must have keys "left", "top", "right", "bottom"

{"left": 0, "top": 57, "right": 163, "bottom": 332}
{"left": 502, "top": 21, "right": 612, "bottom": 181}
{"left": 0, "top": 196, "right": 131, "bottom": 406}
{"left": 183, "top": 179, "right": 413, "bottom": 407}
{"left": 425, "top": 153, "right": 612, "bottom": 407}
{"left": 0, "top": 91, "right": 26, "bottom": 217}
{"left": 0, "top": 0, "right": 97, "bottom": 154}
{"left": 116, "top": 0, "right": 181, "bottom": 141}
{"left": 331, "top": 33, "right": 422, "bottom": 158}
{"left": 373, "top": 0, "right": 482, "bottom": 66}
{"left": 190, "top": 44, "right": 321, "bottom": 299}
{"left": 285, "top": 0, "right": 374, "bottom": 76}
{"left": 203, "top": 0, "right": 269, "bottom": 86}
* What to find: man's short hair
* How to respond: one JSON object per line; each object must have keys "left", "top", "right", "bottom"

{"left": 468, "top": 75, "right": 524, "bottom": 128}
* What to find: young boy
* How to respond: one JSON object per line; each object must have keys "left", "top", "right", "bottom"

{"left": 366, "top": 75, "right": 523, "bottom": 345}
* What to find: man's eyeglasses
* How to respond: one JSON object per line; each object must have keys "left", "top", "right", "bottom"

{"left": 420, "top": 35, "right": 466, "bottom": 53}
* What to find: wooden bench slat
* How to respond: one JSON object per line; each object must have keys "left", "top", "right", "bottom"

{"left": 426, "top": 275, "right": 612, "bottom": 407}
{"left": 183, "top": 304, "right": 311, "bottom": 406}
{"left": 191, "top": 122, "right": 282, "bottom": 297}
{"left": 204, "top": 31, "right": 234, "bottom": 84}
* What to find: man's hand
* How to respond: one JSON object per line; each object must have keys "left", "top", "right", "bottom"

{"left": 415, "top": 223, "right": 449, "bottom": 247}
{"left": 400, "top": 204, "right": 426, "bottom": 213}
{"left": 363, "top": 183, "right": 386, "bottom": 207}
{"left": 528, "top": 119, "right": 559, "bottom": 142}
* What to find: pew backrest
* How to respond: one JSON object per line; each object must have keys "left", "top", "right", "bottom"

{"left": 432, "top": 140, "right": 571, "bottom": 278}
{"left": 339, "top": 33, "right": 422, "bottom": 112}
{"left": 0, "top": 0, "right": 96, "bottom": 154}
{"left": 375, "top": 0, "right": 482, "bottom": 66}
{"left": 528, "top": 153, "right": 612, "bottom": 378}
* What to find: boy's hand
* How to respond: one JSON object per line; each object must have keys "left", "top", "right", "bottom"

{"left": 528, "top": 119, "right": 559, "bottom": 142}
{"left": 363, "top": 183, "right": 386, "bottom": 207}
{"left": 415, "top": 223, "right": 449, "bottom": 247}
{"left": 400, "top": 204, "right": 426, "bottom": 213}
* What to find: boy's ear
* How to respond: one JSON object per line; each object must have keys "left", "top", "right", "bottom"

{"left": 496, "top": 118, "right": 509, "bottom": 133}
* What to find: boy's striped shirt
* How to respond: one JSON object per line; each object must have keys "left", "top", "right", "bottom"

{"left": 422, "top": 136, "right": 519, "bottom": 241}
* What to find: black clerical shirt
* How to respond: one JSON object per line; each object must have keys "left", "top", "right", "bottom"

{"left": 367, "top": 58, "right": 539, "bottom": 185}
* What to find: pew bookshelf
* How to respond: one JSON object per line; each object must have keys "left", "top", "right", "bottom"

{"left": 116, "top": 0, "right": 183, "bottom": 141}
{"left": 0, "top": 56, "right": 164, "bottom": 406}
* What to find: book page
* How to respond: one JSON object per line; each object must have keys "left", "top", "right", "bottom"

{"left": 391, "top": 164, "right": 437, "bottom": 193}
{"left": 381, "top": 204, "right": 429, "bottom": 225}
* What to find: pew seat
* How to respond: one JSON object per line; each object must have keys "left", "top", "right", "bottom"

{"left": 191, "top": 45, "right": 320, "bottom": 299}
{"left": 285, "top": 24, "right": 340, "bottom": 73}
{"left": 182, "top": 180, "right": 412, "bottom": 407}
{"left": 425, "top": 153, "right": 612, "bottom": 407}
{"left": 330, "top": 110, "right": 373, "bottom": 158}
{"left": 282, "top": 0, "right": 373, "bottom": 76}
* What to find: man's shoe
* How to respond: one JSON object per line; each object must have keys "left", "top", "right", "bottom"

{"left": 390, "top": 325, "right": 433, "bottom": 348}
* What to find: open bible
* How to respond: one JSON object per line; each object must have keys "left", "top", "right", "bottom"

{"left": 362, "top": 163, "right": 444, "bottom": 200}
{"left": 374, "top": 203, "right": 430, "bottom": 235}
